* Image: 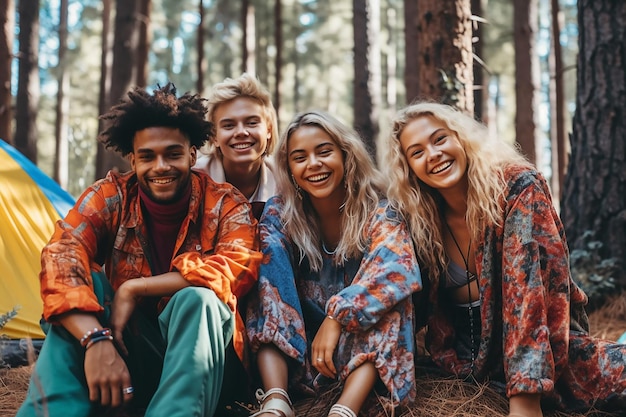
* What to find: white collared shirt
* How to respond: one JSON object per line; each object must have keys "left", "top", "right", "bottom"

{"left": 194, "top": 153, "right": 277, "bottom": 204}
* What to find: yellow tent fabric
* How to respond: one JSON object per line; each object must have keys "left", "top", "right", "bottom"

{"left": 0, "top": 140, "right": 73, "bottom": 339}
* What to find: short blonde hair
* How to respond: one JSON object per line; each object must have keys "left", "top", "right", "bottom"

{"left": 202, "top": 73, "right": 278, "bottom": 156}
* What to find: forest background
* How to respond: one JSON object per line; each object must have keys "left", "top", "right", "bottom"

{"left": 0, "top": 0, "right": 624, "bottom": 304}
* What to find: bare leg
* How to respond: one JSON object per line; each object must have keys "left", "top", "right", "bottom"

{"left": 508, "top": 393, "right": 543, "bottom": 417}
{"left": 253, "top": 344, "right": 293, "bottom": 417}
{"left": 329, "top": 362, "right": 377, "bottom": 416}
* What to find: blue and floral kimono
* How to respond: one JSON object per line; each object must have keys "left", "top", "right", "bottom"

{"left": 246, "top": 196, "right": 422, "bottom": 406}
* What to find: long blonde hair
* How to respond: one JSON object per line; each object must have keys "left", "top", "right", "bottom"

{"left": 201, "top": 73, "right": 278, "bottom": 157}
{"left": 276, "top": 110, "right": 385, "bottom": 271}
{"left": 383, "top": 102, "right": 532, "bottom": 274}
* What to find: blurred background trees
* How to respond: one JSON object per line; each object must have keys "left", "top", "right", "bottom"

{"left": 0, "top": 0, "right": 624, "bottom": 297}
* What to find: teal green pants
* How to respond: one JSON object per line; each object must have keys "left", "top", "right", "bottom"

{"left": 16, "top": 272, "right": 235, "bottom": 417}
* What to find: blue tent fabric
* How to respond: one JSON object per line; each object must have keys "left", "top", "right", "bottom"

{"left": 0, "top": 140, "right": 74, "bottom": 217}
{"left": 0, "top": 139, "right": 75, "bottom": 366}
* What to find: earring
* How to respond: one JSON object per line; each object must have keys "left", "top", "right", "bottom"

{"left": 291, "top": 175, "right": 303, "bottom": 200}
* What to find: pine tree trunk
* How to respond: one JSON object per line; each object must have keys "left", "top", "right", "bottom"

{"left": 403, "top": 0, "right": 419, "bottom": 103}
{"left": 471, "top": 0, "right": 485, "bottom": 122}
{"left": 96, "top": 0, "right": 141, "bottom": 178}
{"left": 413, "top": 0, "right": 473, "bottom": 113}
{"left": 274, "top": 0, "right": 282, "bottom": 123}
{"left": 54, "top": 0, "right": 69, "bottom": 188}
{"left": 561, "top": 0, "right": 626, "bottom": 285}
{"left": 197, "top": 0, "right": 205, "bottom": 93}
{"left": 0, "top": 0, "right": 13, "bottom": 144}
{"left": 136, "top": 0, "right": 151, "bottom": 88}
{"left": 513, "top": 0, "right": 540, "bottom": 165}
{"left": 353, "top": 0, "right": 380, "bottom": 158}
{"left": 549, "top": 0, "right": 566, "bottom": 203}
{"left": 14, "top": 0, "right": 39, "bottom": 163}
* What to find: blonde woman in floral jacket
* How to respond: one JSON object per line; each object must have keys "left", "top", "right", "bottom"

{"left": 383, "top": 101, "right": 626, "bottom": 417}
{"left": 246, "top": 111, "right": 423, "bottom": 417}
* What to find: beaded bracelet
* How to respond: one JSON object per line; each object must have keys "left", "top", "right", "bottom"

{"left": 79, "top": 328, "right": 112, "bottom": 348}
{"left": 85, "top": 334, "right": 114, "bottom": 350}
{"left": 79, "top": 328, "right": 101, "bottom": 346}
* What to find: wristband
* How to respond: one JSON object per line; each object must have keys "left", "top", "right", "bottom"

{"left": 85, "top": 334, "right": 114, "bottom": 350}
{"left": 80, "top": 328, "right": 112, "bottom": 348}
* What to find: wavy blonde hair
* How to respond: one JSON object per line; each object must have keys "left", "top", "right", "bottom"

{"left": 276, "top": 110, "right": 385, "bottom": 271}
{"left": 201, "top": 73, "right": 278, "bottom": 157}
{"left": 383, "top": 102, "right": 532, "bottom": 275}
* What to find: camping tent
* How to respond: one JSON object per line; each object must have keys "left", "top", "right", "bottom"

{"left": 0, "top": 139, "right": 74, "bottom": 347}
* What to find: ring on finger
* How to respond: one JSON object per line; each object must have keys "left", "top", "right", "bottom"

{"left": 122, "top": 386, "right": 134, "bottom": 395}
{"left": 316, "top": 357, "right": 323, "bottom": 362}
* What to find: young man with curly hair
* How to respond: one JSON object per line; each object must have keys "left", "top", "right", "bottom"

{"left": 16, "top": 84, "right": 261, "bottom": 417}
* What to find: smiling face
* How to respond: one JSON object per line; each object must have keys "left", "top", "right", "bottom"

{"left": 212, "top": 97, "right": 271, "bottom": 168}
{"left": 399, "top": 114, "right": 468, "bottom": 195}
{"left": 287, "top": 125, "right": 346, "bottom": 207}
{"left": 129, "top": 126, "right": 196, "bottom": 203}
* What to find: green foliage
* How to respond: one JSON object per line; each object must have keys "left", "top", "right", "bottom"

{"left": 0, "top": 306, "right": 19, "bottom": 369}
{"left": 570, "top": 231, "right": 620, "bottom": 308}
{"left": 0, "top": 307, "right": 19, "bottom": 331}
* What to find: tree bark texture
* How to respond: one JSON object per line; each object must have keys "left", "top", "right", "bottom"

{"left": 561, "top": 0, "right": 626, "bottom": 284}
{"left": 96, "top": 0, "right": 141, "bottom": 178}
{"left": 15, "top": 0, "right": 40, "bottom": 163}
{"left": 197, "top": 0, "right": 205, "bottom": 93}
{"left": 274, "top": 0, "right": 282, "bottom": 121}
{"left": 549, "top": 0, "right": 567, "bottom": 202}
{"left": 513, "top": 0, "right": 540, "bottom": 165}
{"left": 471, "top": 0, "right": 485, "bottom": 122}
{"left": 54, "top": 0, "right": 69, "bottom": 189}
{"left": 353, "top": 0, "right": 380, "bottom": 158}
{"left": 0, "top": 0, "right": 13, "bottom": 144}
{"left": 136, "top": 0, "right": 151, "bottom": 88}
{"left": 403, "top": 0, "right": 419, "bottom": 103}
{"left": 413, "top": 0, "right": 473, "bottom": 113}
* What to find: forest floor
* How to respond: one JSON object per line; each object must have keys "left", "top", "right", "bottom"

{"left": 2, "top": 295, "right": 626, "bottom": 417}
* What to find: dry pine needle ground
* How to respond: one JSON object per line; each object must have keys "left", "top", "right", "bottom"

{"left": 2, "top": 295, "right": 626, "bottom": 417}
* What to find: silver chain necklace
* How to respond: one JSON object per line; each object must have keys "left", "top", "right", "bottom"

{"left": 322, "top": 241, "right": 337, "bottom": 255}
{"left": 445, "top": 221, "right": 476, "bottom": 376}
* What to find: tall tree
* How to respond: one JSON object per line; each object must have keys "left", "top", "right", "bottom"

{"left": 14, "top": 0, "right": 40, "bottom": 163}
{"left": 412, "top": 0, "right": 474, "bottom": 112}
{"left": 96, "top": 0, "right": 142, "bottom": 178}
{"left": 353, "top": 0, "right": 380, "bottom": 157}
{"left": 0, "top": 0, "right": 13, "bottom": 143}
{"left": 136, "top": 0, "right": 151, "bottom": 88}
{"left": 513, "top": 0, "right": 540, "bottom": 164}
{"left": 274, "top": 0, "right": 282, "bottom": 121}
{"left": 97, "top": 0, "right": 112, "bottom": 134}
{"left": 54, "top": 0, "right": 69, "bottom": 189}
{"left": 471, "top": 0, "right": 486, "bottom": 121}
{"left": 383, "top": 6, "right": 397, "bottom": 116}
{"left": 197, "top": 0, "right": 205, "bottom": 93}
{"left": 403, "top": 0, "right": 419, "bottom": 103}
{"left": 549, "top": 0, "right": 566, "bottom": 200}
{"left": 561, "top": 0, "right": 626, "bottom": 285}
{"left": 241, "top": 0, "right": 255, "bottom": 75}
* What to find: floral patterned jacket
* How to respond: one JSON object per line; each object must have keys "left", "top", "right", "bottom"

{"left": 425, "top": 165, "right": 590, "bottom": 398}
{"left": 247, "top": 197, "right": 423, "bottom": 405}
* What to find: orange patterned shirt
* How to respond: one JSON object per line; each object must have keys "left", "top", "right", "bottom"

{"left": 39, "top": 170, "right": 261, "bottom": 359}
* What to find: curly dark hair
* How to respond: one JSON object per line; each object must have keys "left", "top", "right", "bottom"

{"left": 98, "top": 83, "right": 212, "bottom": 156}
